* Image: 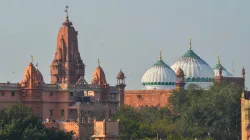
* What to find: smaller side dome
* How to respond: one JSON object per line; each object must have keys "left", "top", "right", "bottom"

{"left": 213, "top": 54, "right": 233, "bottom": 77}
{"left": 176, "top": 67, "right": 185, "bottom": 77}
{"left": 141, "top": 51, "right": 176, "bottom": 90}
{"left": 117, "top": 70, "right": 125, "bottom": 79}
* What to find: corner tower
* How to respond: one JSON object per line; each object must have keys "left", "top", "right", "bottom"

{"left": 50, "top": 6, "right": 85, "bottom": 84}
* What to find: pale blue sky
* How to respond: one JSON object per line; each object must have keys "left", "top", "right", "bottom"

{"left": 0, "top": 0, "right": 249, "bottom": 89}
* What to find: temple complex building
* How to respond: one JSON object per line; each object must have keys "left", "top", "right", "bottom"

{"left": 0, "top": 7, "right": 125, "bottom": 139}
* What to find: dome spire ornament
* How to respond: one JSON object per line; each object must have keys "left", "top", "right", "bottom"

{"left": 217, "top": 53, "right": 220, "bottom": 64}
{"left": 159, "top": 49, "right": 162, "bottom": 60}
{"left": 189, "top": 37, "right": 192, "bottom": 50}
{"left": 64, "top": 5, "right": 69, "bottom": 21}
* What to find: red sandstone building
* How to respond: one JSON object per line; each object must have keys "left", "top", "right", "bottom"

{"left": 0, "top": 9, "right": 125, "bottom": 123}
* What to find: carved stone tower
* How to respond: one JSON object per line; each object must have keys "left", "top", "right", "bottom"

{"left": 50, "top": 6, "right": 85, "bottom": 84}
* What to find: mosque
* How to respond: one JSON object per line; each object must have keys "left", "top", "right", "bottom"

{"left": 124, "top": 38, "right": 245, "bottom": 108}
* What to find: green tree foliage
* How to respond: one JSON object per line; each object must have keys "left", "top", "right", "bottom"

{"left": 0, "top": 104, "right": 74, "bottom": 140}
{"left": 113, "top": 83, "right": 242, "bottom": 140}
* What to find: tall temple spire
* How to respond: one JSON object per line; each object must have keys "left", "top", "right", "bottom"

{"left": 189, "top": 37, "right": 192, "bottom": 50}
{"left": 64, "top": 5, "right": 69, "bottom": 21}
{"left": 50, "top": 6, "right": 85, "bottom": 84}
{"left": 217, "top": 53, "right": 220, "bottom": 64}
{"left": 159, "top": 49, "right": 162, "bottom": 60}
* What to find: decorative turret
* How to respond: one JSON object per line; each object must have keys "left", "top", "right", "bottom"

{"left": 116, "top": 69, "right": 126, "bottom": 85}
{"left": 50, "top": 6, "right": 85, "bottom": 84}
{"left": 116, "top": 69, "right": 126, "bottom": 106}
{"left": 213, "top": 53, "right": 233, "bottom": 77}
{"left": 175, "top": 67, "right": 185, "bottom": 91}
{"left": 91, "top": 59, "right": 108, "bottom": 88}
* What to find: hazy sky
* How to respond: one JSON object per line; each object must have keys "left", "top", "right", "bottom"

{"left": 0, "top": 0, "right": 249, "bottom": 90}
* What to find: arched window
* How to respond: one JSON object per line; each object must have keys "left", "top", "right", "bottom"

{"left": 192, "top": 77, "right": 196, "bottom": 82}
{"left": 197, "top": 77, "right": 200, "bottom": 82}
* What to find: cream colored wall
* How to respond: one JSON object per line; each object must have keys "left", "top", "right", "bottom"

{"left": 242, "top": 97, "right": 250, "bottom": 140}
{"left": 95, "top": 122, "right": 105, "bottom": 135}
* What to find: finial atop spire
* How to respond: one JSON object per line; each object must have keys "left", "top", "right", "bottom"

{"left": 35, "top": 62, "right": 39, "bottom": 70}
{"left": 217, "top": 53, "right": 220, "bottom": 64}
{"left": 31, "top": 55, "right": 35, "bottom": 64}
{"left": 159, "top": 49, "right": 162, "bottom": 60}
{"left": 189, "top": 37, "right": 192, "bottom": 50}
{"left": 64, "top": 5, "right": 69, "bottom": 21}
{"left": 98, "top": 59, "right": 100, "bottom": 67}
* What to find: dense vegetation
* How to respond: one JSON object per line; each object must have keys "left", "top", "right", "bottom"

{"left": 0, "top": 104, "right": 74, "bottom": 140}
{"left": 113, "top": 83, "right": 242, "bottom": 140}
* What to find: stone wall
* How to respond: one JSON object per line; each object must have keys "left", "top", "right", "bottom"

{"left": 124, "top": 90, "right": 173, "bottom": 107}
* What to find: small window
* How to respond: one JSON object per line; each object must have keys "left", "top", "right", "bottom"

{"left": 60, "top": 109, "right": 64, "bottom": 116}
{"left": 70, "top": 92, "right": 74, "bottom": 96}
{"left": 50, "top": 109, "right": 53, "bottom": 117}
{"left": 11, "top": 92, "right": 15, "bottom": 96}
{"left": 0, "top": 92, "right": 4, "bottom": 96}
{"left": 50, "top": 92, "right": 53, "bottom": 96}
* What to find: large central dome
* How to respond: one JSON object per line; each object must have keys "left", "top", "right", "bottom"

{"left": 141, "top": 52, "right": 176, "bottom": 90}
{"left": 171, "top": 38, "right": 214, "bottom": 89}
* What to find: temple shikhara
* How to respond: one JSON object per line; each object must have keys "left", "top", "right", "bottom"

{"left": 0, "top": 6, "right": 249, "bottom": 140}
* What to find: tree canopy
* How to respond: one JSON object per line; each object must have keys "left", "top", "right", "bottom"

{"left": 113, "top": 83, "right": 242, "bottom": 140}
{"left": 0, "top": 104, "right": 74, "bottom": 140}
